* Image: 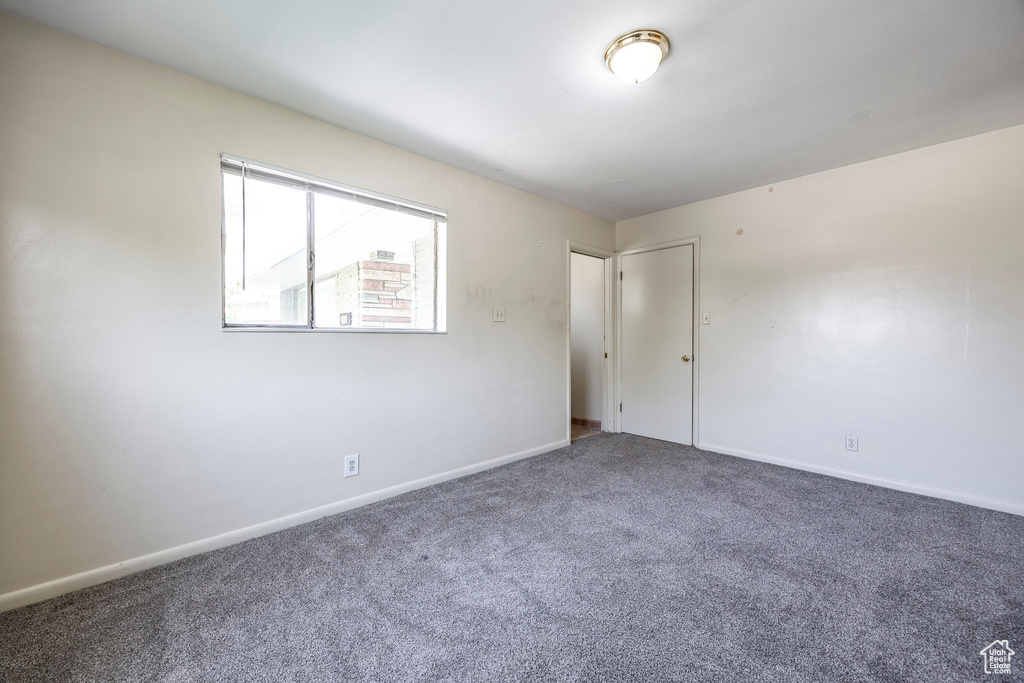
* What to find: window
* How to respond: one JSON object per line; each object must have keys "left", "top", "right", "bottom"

{"left": 221, "top": 156, "right": 446, "bottom": 332}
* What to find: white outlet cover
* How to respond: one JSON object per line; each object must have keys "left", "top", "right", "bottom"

{"left": 493, "top": 306, "right": 506, "bottom": 322}
{"left": 344, "top": 454, "right": 359, "bottom": 477}
{"left": 845, "top": 436, "right": 858, "bottom": 452}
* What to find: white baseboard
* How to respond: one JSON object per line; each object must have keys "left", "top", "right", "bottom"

{"left": 697, "top": 442, "right": 1024, "bottom": 517}
{"left": 0, "top": 438, "right": 569, "bottom": 613}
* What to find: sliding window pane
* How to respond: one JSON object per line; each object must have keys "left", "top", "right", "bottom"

{"left": 313, "top": 193, "right": 436, "bottom": 330}
{"left": 224, "top": 173, "right": 308, "bottom": 325}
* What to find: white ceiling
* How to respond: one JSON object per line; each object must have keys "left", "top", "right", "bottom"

{"left": 4, "top": 0, "right": 1024, "bottom": 221}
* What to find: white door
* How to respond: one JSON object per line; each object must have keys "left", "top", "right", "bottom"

{"left": 620, "top": 245, "right": 694, "bottom": 444}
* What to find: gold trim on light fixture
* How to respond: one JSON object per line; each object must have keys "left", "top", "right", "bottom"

{"left": 605, "top": 29, "right": 670, "bottom": 83}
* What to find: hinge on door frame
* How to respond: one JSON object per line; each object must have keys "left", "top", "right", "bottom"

{"left": 605, "top": 352, "right": 608, "bottom": 358}
{"left": 619, "top": 403, "right": 622, "bottom": 412}
{"left": 620, "top": 271, "right": 623, "bottom": 280}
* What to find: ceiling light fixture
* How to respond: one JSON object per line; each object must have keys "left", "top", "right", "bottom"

{"left": 605, "top": 29, "right": 670, "bottom": 84}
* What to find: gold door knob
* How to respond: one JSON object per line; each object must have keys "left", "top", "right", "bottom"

{"left": 681, "top": 355, "right": 690, "bottom": 362}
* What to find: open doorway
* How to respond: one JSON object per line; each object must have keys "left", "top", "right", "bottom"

{"left": 568, "top": 246, "right": 613, "bottom": 442}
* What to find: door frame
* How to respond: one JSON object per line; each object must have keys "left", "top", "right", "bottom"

{"left": 614, "top": 237, "right": 701, "bottom": 443}
{"left": 566, "top": 241, "right": 616, "bottom": 443}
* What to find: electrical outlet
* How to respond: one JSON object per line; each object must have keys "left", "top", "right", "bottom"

{"left": 493, "top": 306, "right": 506, "bottom": 322}
{"left": 344, "top": 454, "right": 359, "bottom": 478}
{"left": 701, "top": 311, "right": 711, "bottom": 325}
{"left": 845, "top": 436, "right": 858, "bottom": 452}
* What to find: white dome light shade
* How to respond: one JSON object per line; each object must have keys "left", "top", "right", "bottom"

{"left": 608, "top": 41, "right": 663, "bottom": 83}
{"left": 605, "top": 30, "right": 670, "bottom": 84}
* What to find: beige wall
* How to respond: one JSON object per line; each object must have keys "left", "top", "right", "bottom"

{"left": 617, "top": 124, "right": 1024, "bottom": 514}
{"left": 0, "top": 12, "right": 613, "bottom": 604}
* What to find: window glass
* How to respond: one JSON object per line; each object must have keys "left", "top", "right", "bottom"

{"left": 221, "top": 157, "right": 446, "bottom": 332}
{"left": 313, "top": 193, "right": 435, "bottom": 330}
{"left": 223, "top": 173, "right": 308, "bottom": 325}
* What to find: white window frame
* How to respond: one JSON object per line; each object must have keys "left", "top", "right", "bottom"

{"left": 220, "top": 154, "right": 447, "bottom": 333}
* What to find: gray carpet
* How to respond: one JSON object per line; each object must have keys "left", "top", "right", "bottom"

{"left": 2, "top": 434, "right": 1022, "bottom": 682}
